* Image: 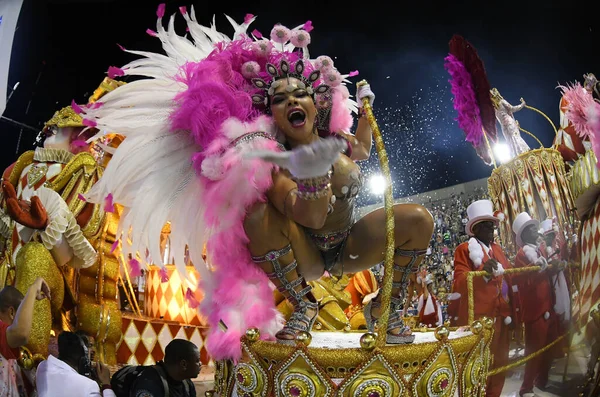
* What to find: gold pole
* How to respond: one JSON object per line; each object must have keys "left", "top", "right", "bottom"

{"left": 357, "top": 80, "right": 395, "bottom": 347}
{"left": 518, "top": 126, "right": 544, "bottom": 148}
{"left": 467, "top": 265, "right": 546, "bottom": 324}
{"left": 524, "top": 105, "right": 558, "bottom": 137}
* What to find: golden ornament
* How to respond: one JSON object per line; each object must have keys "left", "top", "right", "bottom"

{"left": 470, "top": 320, "right": 484, "bottom": 335}
{"left": 434, "top": 325, "right": 450, "bottom": 342}
{"left": 245, "top": 327, "right": 260, "bottom": 342}
{"left": 204, "top": 391, "right": 215, "bottom": 397}
{"left": 295, "top": 331, "right": 312, "bottom": 347}
{"left": 359, "top": 332, "right": 377, "bottom": 351}
{"left": 343, "top": 324, "right": 352, "bottom": 332}
{"left": 482, "top": 317, "right": 494, "bottom": 330}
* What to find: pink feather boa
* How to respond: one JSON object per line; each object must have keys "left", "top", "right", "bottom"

{"left": 444, "top": 54, "right": 484, "bottom": 146}
{"left": 560, "top": 82, "right": 600, "bottom": 167}
{"left": 199, "top": 116, "right": 284, "bottom": 361}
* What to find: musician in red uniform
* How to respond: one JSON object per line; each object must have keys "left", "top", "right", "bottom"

{"left": 512, "top": 212, "right": 558, "bottom": 396}
{"left": 452, "top": 200, "right": 519, "bottom": 397}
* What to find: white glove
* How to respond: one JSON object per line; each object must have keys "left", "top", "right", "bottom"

{"left": 356, "top": 84, "right": 375, "bottom": 107}
{"left": 535, "top": 256, "right": 548, "bottom": 272}
{"left": 244, "top": 138, "right": 346, "bottom": 179}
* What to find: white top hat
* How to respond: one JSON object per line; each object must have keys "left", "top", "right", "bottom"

{"left": 465, "top": 200, "right": 501, "bottom": 236}
{"left": 539, "top": 218, "right": 557, "bottom": 235}
{"left": 512, "top": 212, "right": 540, "bottom": 247}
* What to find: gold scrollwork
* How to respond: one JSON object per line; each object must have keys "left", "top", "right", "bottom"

{"left": 337, "top": 354, "right": 404, "bottom": 397}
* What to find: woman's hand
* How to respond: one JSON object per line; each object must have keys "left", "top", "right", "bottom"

{"left": 357, "top": 83, "right": 375, "bottom": 106}
{"left": 246, "top": 138, "right": 346, "bottom": 179}
{"left": 2, "top": 181, "right": 48, "bottom": 229}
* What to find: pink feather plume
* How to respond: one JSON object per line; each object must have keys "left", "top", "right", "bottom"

{"left": 185, "top": 288, "right": 200, "bottom": 309}
{"left": 104, "top": 193, "right": 115, "bottom": 213}
{"left": 156, "top": 3, "right": 165, "bottom": 18}
{"left": 110, "top": 239, "right": 120, "bottom": 254}
{"left": 159, "top": 267, "right": 169, "bottom": 283}
{"left": 107, "top": 66, "right": 124, "bottom": 79}
{"left": 77, "top": 193, "right": 86, "bottom": 202}
{"left": 560, "top": 82, "right": 598, "bottom": 139}
{"left": 128, "top": 258, "right": 142, "bottom": 278}
{"left": 71, "top": 100, "right": 83, "bottom": 114}
{"left": 444, "top": 54, "right": 484, "bottom": 146}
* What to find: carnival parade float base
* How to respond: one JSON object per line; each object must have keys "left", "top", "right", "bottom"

{"left": 569, "top": 149, "right": 600, "bottom": 339}
{"left": 487, "top": 148, "right": 575, "bottom": 256}
{"left": 215, "top": 322, "right": 493, "bottom": 397}
{"left": 116, "top": 265, "right": 213, "bottom": 366}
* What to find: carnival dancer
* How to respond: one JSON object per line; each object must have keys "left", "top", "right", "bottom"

{"left": 512, "top": 212, "right": 558, "bottom": 396}
{"left": 78, "top": 6, "right": 434, "bottom": 360}
{"left": 490, "top": 88, "right": 530, "bottom": 157}
{"left": 451, "top": 199, "right": 518, "bottom": 397}
{"left": 554, "top": 73, "right": 598, "bottom": 163}
{"left": 416, "top": 273, "right": 443, "bottom": 327}
{"left": 0, "top": 78, "right": 124, "bottom": 361}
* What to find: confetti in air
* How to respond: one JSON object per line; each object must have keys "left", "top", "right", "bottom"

{"left": 355, "top": 75, "right": 477, "bottom": 207}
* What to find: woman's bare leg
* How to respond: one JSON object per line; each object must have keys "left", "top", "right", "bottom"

{"left": 244, "top": 202, "right": 325, "bottom": 341}
{"left": 336, "top": 203, "right": 434, "bottom": 342}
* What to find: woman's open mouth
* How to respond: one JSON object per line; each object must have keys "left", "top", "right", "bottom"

{"left": 287, "top": 108, "right": 306, "bottom": 128}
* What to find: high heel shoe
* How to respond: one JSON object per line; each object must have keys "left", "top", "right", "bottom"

{"left": 251, "top": 245, "right": 319, "bottom": 345}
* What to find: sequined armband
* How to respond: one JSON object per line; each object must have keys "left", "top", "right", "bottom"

{"left": 293, "top": 170, "right": 332, "bottom": 200}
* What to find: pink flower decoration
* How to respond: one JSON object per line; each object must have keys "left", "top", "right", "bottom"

{"left": 323, "top": 70, "right": 342, "bottom": 87}
{"left": 244, "top": 14, "right": 254, "bottom": 24}
{"left": 156, "top": 3, "right": 166, "bottom": 18}
{"left": 270, "top": 24, "right": 291, "bottom": 44}
{"left": 241, "top": 61, "right": 260, "bottom": 79}
{"left": 107, "top": 66, "right": 124, "bottom": 79}
{"left": 185, "top": 288, "right": 200, "bottom": 309}
{"left": 110, "top": 239, "right": 119, "bottom": 254}
{"left": 71, "top": 100, "right": 83, "bottom": 114}
{"left": 252, "top": 40, "right": 273, "bottom": 57}
{"left": 89, "top": 102, "right": 103, "bottom": 109}
{"left": 82, "top": 119, "right": 97, "bottom": 128}
{"left": 179, "top": 6, "right": 187, "bottom": 15}
{"left": 349, "top": 70, "right": 359, "bottom": 77}
{"left": 159, "top": 267, "right": 169, "bottom": 283}
{"left": 128, "top": 258, "right": 142, "bottom": 278}
{"left": 104, "top": 193, "right": 114, "bottom": 213}
{"left": 303, "top": 20, "right": 314, "bottom": 33}
{"left": 290, "top": 30, "right": 311, "bottom": 48}
{"left": 146, "top": 29, "right": 157, "bottom": 37}
{"left": 314, "top": 56, "right": 334, "bottom": 71}
{"left": 251, "top": 29, "right": 263, "bottom": 39}
{"left": 77, "top": 193, "right": 86, "bottom": 202}
{"left": 117, "top": 43, "right": 126, "bottom": 51}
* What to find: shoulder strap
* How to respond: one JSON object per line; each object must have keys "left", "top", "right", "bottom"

{"left": 152, "top": 365, "right": 170, "bottom": 397}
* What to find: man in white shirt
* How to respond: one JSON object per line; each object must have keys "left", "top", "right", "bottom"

{"left": 36, "top": 331, "right": 115, "bottom": 397}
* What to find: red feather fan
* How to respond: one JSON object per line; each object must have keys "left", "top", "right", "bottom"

{"left": 449, "top": 35, "right": 497, "bottom": 142}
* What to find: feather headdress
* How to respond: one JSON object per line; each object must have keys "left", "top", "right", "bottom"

{"left": 78, "top": 4, "right": 358, "bottom": 361}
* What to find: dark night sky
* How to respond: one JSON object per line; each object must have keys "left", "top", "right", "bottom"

{"left": 1, "top": 0, "right": 597, "bottom": 206}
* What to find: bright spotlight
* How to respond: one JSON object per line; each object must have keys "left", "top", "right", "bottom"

{"left": 493, "top": 143, "right": 512, "bottom": 164}
{"left": 369, "top": 174, "right": 386, "bottom": 195}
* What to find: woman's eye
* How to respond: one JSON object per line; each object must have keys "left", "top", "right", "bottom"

{"left": 295, "top": 90, "right": 308, "bottom": 97}
{"left": 271, "top": 96, "right": 284, "bottom": 104}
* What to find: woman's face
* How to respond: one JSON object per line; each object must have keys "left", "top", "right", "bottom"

{"left": 269, "top": 77, "right": 317, "bottom": 142}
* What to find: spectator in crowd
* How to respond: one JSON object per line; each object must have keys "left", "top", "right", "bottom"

{"left": 130, "top": 339, "right": 200, "bottom": 397}
{"left": 36, "top": 331, "right": 115, "bottom": 397}
{"left": 0, "top": 278, "right": 51, "bottom": 396}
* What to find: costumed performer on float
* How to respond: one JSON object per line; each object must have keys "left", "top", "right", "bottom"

{"left": 78, "top": 5, "right": 434, "bottom": 360}
{"left": 490, "top": 88, "right": 530, "bottom": 157}
{"left": 416, "top": 272, "right": 442, "bottom": 328}
{"left": 0, "top": 78, "right": 124, "bottom": 361}
{"left": 512, "top": 212, "right": 559, "bottom": 396}
{"left": 450, "top": 200, "right": 519, "bottom": 397}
